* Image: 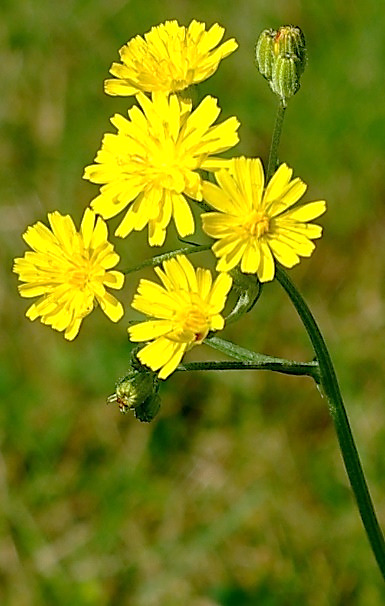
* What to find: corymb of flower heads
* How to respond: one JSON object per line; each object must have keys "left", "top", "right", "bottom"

{"left": 13, "top": 208, "right": 125, "bottom": 340}
{"left": 104, "top": 20, "right": 238, "bottom": 96}
{"left": 83, "top": 92, "right": 240, "bottom": 246}
{"left": 128, "top": 255, "right": 232, "bottom": 379}
{"left": 202, "top": 157, "right": 326, "bottom": 282}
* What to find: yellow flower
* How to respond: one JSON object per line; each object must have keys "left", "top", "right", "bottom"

{"left": 201, "top": 157, "right": 326, "bottom": 282}
{"left": 104, "top": 20, "right": 238, "bottom": 96}
{"left": 128, "top": 255, "right": 232, "bottom": 379}
{"left": 83, "top": 92, "right": 240, "bottom": 246}
{"left": 13, "top": 208, "right": 125, "bottom": 340}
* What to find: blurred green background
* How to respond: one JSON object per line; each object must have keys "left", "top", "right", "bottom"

{"left": 2, "top": 0, "right": 385, "bottom": 604}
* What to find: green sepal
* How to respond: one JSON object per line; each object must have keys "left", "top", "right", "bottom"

{"left": 255, "top": 28, "right": 276, "bottom": 80}
{"left": 270, "top": 53, "right": 301, "bottom": 106}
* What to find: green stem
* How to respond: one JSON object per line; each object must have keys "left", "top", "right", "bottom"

{"left": 204, "top": 335, "right": 320, "bottom": 382}
{"left": 177, "top": 359, "right": 319, "bottom": 379}
{"left": 275, "top": 265, "right": 385, "bottom": 579}
{"left": 266, "top": 99, "right": 286, "bottom": 180}
{"left": 122, "top": 243, "right": 210, "bottom": 275}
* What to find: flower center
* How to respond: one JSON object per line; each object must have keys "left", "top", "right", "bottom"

{"left": 148, "top": 140, "right": 186, "bottom": 191}
{"left": 244, "top": 211, "right": 270, "bottom": 239}
{"left": 169, "top": 74, "right": 193, "bottom": 92}
{"left": 172, "top": 297, "right": 210, "bottom": 344}
{"left": 68, "top": 255, "right": 94, "bottom": 290}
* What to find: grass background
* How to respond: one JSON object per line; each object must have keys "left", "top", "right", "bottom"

{"left": 2, "top": 0, "right": 385, "bottom": 604}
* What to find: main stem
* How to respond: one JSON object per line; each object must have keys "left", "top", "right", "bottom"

{"left": 267, "top": 99, "right": 385, "bottom": 578}
{"left": 276, "top": 267, "right": 385, "bottom": 578}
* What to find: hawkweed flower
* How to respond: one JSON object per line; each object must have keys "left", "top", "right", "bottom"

{"left": 83, "top": 92, "right": 240, "bottom": 246}
{"left": 202, "top": 157, "right": 326, "bottom": 282}
{"left": 128, "top": 255, "right": 232, "bottom": 379}
{"left": 104, "top": 20, "right": 238, "bottom": 96}
{"left": 13, "top": 208, "right": 124, "bottom": 340}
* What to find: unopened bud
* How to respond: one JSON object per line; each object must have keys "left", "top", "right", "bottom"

{"left": 107, "top": 356, "right": 160, "bottom": 421}
{"left": 255, "top": 25, "right": 306, "bottom": 105}
{"left": 271, "top": 53, "right": 301, "bottom": 106}
{"left": 255, "top": 28, "right": 276, "bottom": 81}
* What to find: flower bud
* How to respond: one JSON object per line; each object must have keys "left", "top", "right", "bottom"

{"left": 255, "top": 28, "right": 276, "bottom": 80}
{"left": 255, "top": 25, "right": 306, "bottom": 105}
{"left": 107, "top": 359, "right": 160, "bottom": 421}
{"left": 274, "top": 26, "right": 306, "bottom": 75}
{"left": 270, "top": 53, "right": 301, "bottom": 106}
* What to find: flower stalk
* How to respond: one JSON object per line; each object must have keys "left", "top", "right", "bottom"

{"left": 276, "top": 266, "right": 385, "bottom": 578}
{"left": 177, "top": 358, "right": 319, "bottom": 378}
{"left": 203, "top": 335, "right": 320, "bottom": 382}
{"left": 266, "top": 99, "right": 286, "bottom": 180}
{"left": 267, "top": 98, "right": 385, "bottom": 579}
{"left": 122, "top": 243, "right": 211, "bottom": 275}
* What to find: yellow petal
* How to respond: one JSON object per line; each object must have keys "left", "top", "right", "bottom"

{"left": 209, "top": 314, "right": 225, "bottom": 331}
{"left": 196, "top": 268, "right": 213, "bottom": 301}
{"left": 148, "top": 220, "right": 166, "bottom": 246}
{"left": 209, "top": 273, "right": 232, "bottom": 312}
{"left": 258, "top": 242, "right": 275, "bottom": 282}
{"left": 202, "top": 211, "right": 240, "bottom": 238}
{"left": 172, "top": 194, "right": 195, "bottom": 238}
{"left": 80, "top": 208, "right": 96, "bottom": 248}
{"left": 104, "top": 270, "right": 125, "bottom": 290}
{"left": 64, "top": 318, "right": 83, "bottom": 341}
{"left": 240, "top": 242, "right": 261, "bottom": 273}
{"left": 91, "top": 193, "right": 132, "bottom": 221}
{"left": 104, "top": 78, "right": 138, "bottom": 96}
{"left": 268, "top": 178, "right": 307, "bottom": 216}
{"left": 96, "top": 291, "right": 124, "bottom": 322}
{"left": 268, "top": 238, "right": 301, "bottom": 268}
{"left": 129, "top": 319, "right": 174, "bottom": 341}
{"left": 214, "top": 238, "right": 247, "bottom": 271}
{"left": 138, "top": 337, "right": 181, "bottom": 373}
{"left": 283, "top": 200, "right": 326, "bottom": 222}
{"left": 177, "top": 255, "right": 198, "bottom": 293}
{"left": 263, "top": 163, "right": 293, "bottom": 205}
{"left": 158, "top": 345, "right": 187, "bottom": 379}
{"left": 90, "top": 215, "right": 108, "bottom": 249}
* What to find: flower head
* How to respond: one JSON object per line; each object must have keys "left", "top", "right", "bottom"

{"left": 128, "top": 255, "right": 232, "bottom": 379}
{"left": 202, "top": 157, "right": 326, "bottom": 282}
{"left": 105, "top": 20, "right": 238, "bottom": 96}
{"left": 83, "top": 92, "right": 240, "bottom": 246}
{"left": 13, "top": 208, "right": 124, "bottom": 340}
